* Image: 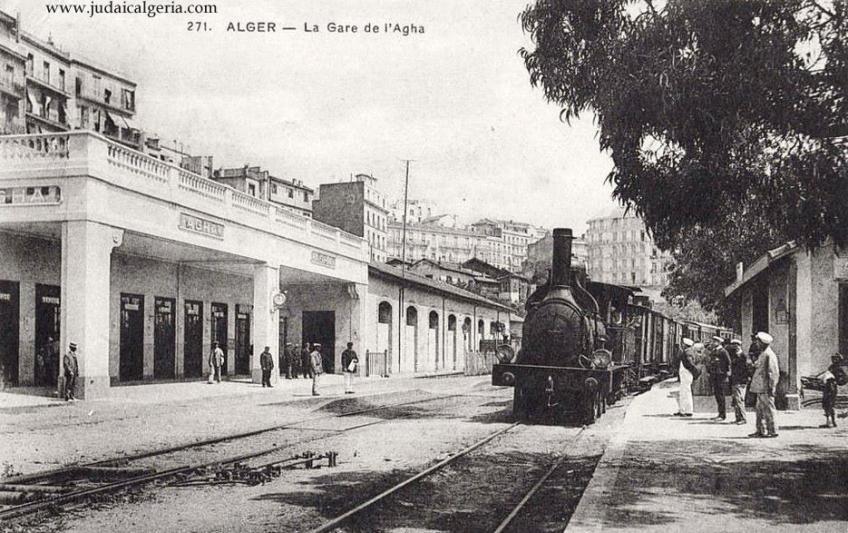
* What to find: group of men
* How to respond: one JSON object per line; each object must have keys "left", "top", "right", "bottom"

{"left": 253, "top": 342, "right": 359, "bottom": 396}
{"left": 675, "top": 331, "right": 781, "bottom": 438}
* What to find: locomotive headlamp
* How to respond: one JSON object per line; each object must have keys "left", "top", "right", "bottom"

{"left": 501, "top": 372, "right": 515, "bottom": 386}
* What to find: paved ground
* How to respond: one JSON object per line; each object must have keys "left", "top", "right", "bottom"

{"left": 569, "top": 380, "right": 848, "bottom": 532}
{"left": 0, "top": 372, "right": 466, "bottom": 477}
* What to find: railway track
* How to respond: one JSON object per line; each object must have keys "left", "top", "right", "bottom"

{"left": 308, "top": 423, "right": 588, "bottom": 533}
{"left": 0, "top": 391, "right": 493, "bottom": 523}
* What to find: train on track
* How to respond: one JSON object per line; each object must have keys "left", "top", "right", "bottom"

{"left": 492, "top": 228, "right": 732, "bottom": 425}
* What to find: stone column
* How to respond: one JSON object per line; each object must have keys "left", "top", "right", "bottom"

{"left": 252, "top": 264, "right": 280, "bottom": 386}
{"left": 347, "top": 283, "right": 368, "bottom": 376}
{"left": 60, "top": 221, "right": 123, "bottom": 399}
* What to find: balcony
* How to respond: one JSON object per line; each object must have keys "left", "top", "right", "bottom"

{"left": 0, "top": 131, "right": 367, "bottom": 261}
{"left": 76, "top": 89, "right": 136, "bottom": 115}
{"left": 0, "top": 74, "right": 25, "bottom": 99}
{"left": 26, "top": 75, "right": 71, "bottom": 98}
{"left": 25, "top": 111, "right": 70, "bottom": 131}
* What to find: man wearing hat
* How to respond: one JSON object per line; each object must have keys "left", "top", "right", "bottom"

{"left": 291, "top": 344, "right": 301, "bottom": 378}
{"left": 707, "top": 336, "right": 732, "bottom": 421}
{"left": 259, "top": 346, "right": 274, "bottom": 388}
{"left": 341, "top": 342, "right": 359, "bottom": 394}
{"left": 63, "top": 343, "right": 80, "bottom": 401}
{"left": 208, "top": 342, "right": 224, "bottom": 384}
{"left": 748, "top": 332, "right": 780, "bottom": 437}
{"left": 301, "top": 343, "right": 313, "bottom": 380}
{"left": 309, "top": 343, "right": 324, "bottom": 396}
{"left": 675, "top": 338, "right": 698, "bottom": 417}
{"left": 727, "top": 339, "right": 750, "bottom": 424}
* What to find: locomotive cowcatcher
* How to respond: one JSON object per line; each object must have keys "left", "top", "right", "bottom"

{"left": 492, "top": 228, "right": 631, "bottom": 425}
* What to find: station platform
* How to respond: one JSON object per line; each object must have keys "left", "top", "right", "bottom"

{"left": 569, "top": 380, "right": 848, "bottom": 532}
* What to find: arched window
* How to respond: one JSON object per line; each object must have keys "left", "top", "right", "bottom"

{"left": 429, "top": 311, "right": 439, "bottom": 329}
{"left": 378, "top": 301, "right": 392, "bottom": 324}
{"left": 406, "top": 306, "right": 418, "bottom": 326}
{"left": 478, "top": 319, "right": 485, "bottom": 339}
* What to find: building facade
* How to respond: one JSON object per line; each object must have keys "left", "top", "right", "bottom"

{"left": 723, "top": 241, "right": 848, "bottom": 410}
{"left": 313, "top": 174, "right": 389, "bottom": 263}
{"left": 212, "top": 165, "right": 313, "bottom": 217}
{"left": 585, "top": 208, "right": 672, "bottom": 296}
{"left": 0, "top": 12, "right": 25, "bottom": 135}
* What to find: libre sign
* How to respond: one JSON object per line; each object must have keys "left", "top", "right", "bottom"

{"left": 179, "top": 213, "right": 224, "bottom": 239}
{"left": 311, "top": 250, "right": 336, "bottom": 269}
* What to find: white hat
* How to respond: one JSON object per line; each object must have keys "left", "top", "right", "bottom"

{"left": 712, "top": 336, "right": 724, "bottom": 343}
{"left": 755, "top": 332, "right": 773, "bottom": 345}
{"left": 682, "top": 338, "right": 694, "bottom": 347}
{"left": 730, "top": 339, "right": 743, "bottom": 346}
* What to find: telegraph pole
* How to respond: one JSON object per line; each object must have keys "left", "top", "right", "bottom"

{"left": 398, "top": 159, "right": 413, "bottom": 372}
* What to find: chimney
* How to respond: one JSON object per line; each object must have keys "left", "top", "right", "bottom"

{"left": 551, "top": 228, "right": 574, "bottom": 287}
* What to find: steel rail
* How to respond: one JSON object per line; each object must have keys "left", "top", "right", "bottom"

{"left": 0, "top": 393, "right": 485, "bottom": 522}
{"left": 1, "top": 392, "right": 471, "bottom": 486}
{"left": 491, "top": 428, "right": 586, "bottom": 533}
{"left": 308, "top": 422, "right": 522, "bottom": 533}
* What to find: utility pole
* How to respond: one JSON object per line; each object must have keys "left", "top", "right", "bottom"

{"left": 398, "top": 159, "right": 413, "bottom": 373}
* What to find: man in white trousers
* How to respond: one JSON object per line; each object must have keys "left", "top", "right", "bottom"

{"left": 675, "top": 338, "right": 698, "bottom": 417}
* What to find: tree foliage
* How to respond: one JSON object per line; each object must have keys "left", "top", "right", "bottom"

{"left": 520, "top": 0, "right": 848, "bottom": 252}
{"left": 519, "top": 0, "right": 847, "bottom": 317}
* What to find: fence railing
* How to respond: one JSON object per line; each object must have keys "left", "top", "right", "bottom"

{"left": 365, "top": 350, "right": 389, "bottom": 378}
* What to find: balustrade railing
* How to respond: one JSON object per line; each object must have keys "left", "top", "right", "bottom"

{"left": 0, "top": 131, "right": 367, "bottom": 258}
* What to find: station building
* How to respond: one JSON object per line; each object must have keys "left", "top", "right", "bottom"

{"left": 724, "top": 241, "right": 848, "bottom": 409}
{"left": 0, "top": 131, "right": 510, "bottom": 398}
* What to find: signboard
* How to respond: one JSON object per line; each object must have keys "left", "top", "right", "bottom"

{"left": 179, "top": 213, "right": 224, "bottom": 239}
{"left": 835, "top": 253, "right": 848, "bottom": 280}
{"left": 311, "top": 250, "right": 336, "bottom": 269}
{"left": 0, "top": 186, "right": 62, "bottom": 205}
{"left": 41, "top": 296, "right": 60, "bottom": 305}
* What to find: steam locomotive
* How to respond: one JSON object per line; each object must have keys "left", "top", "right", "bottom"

{"left": 492, "top": 227, "right": 734, "bottom": 425}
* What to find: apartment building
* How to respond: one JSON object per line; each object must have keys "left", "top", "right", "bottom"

{"left": 313, "top": 174, "right": 389, "bottom": 262}
{"left": 585, "top": 208, "right": 672, "bottom": 296}
{"left": 212, "top": 165, "right": 313, "bottom": 217}
{"left": 0, "top": 12, "right": 25, "bottom": 135}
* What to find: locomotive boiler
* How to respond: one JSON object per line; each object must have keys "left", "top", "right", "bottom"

{"left": 492, "top": 228, "right": 629, "bottom": 425}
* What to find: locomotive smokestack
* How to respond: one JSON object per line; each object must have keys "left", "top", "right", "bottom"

{"left": 551, "top": 228, "right": 574, "bottom": 287}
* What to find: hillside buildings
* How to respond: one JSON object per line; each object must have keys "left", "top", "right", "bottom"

{"left": 313, "top": 174, "right": 390, "bottom": 263}
{"left": 212, "top": 165, "right": 314, "bottom": 217}
{"left": 585, "top": 208, "right": 672, "bottom": 298}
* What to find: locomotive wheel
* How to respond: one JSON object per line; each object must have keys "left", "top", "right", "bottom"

{"left": 513, "top": 386, "right": 528, "bottom": 420}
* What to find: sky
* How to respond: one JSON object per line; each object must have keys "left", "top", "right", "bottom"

{"left": 7, "top": 0, "right": 620, "bottom": 233}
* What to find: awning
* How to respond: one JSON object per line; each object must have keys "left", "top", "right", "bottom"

{"left": 723, "top": 241, "right": 798, "bottom": 298}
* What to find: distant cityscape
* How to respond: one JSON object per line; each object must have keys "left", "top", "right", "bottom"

{"left": 0, "top": 10, "right": 673, "bottom": 309}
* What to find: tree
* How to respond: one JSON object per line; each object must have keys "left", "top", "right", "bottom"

{"left": 519, "top": 0, "right": 848, "bottom": 310}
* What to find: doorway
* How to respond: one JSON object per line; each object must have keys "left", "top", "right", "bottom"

{"left": 153, "top": 297, "right": 175, "bottom": 379}
{"left": 119, "top": 293, "right": 144, "bottom": 381}
{"left": 211, "top": 302, "right": 228, "bottom": 376}
{"left": 34, "top": 284, "right": 60, "bottom": 387}
{"left": 302, "top": 311, "right": 335, "bottom": 373}
{"left": 0, "top": 280, "right": 20, "bottom": 386}
{"left": 235, "top": 304, "right": 251, "bottom": 375}
{"left": 184, "top": 300, "right": 203, "bottom": 378}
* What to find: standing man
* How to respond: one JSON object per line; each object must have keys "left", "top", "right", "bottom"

{"left": 283, "top": 343, "right": 294, "bottom": 379}
{"left": 707, "top": 336, "right": 732, "bottom": 421}
{"left": 291, "top": 344, "right": 301, "bottom": 378}
{"left": 302, "top": 343, "right": 313, "bottom": 380}
{"left": 310, "top": 343, "right": 324, "bottom": 396}
{"left": 260, "top": 346, "right": 274, "bottom": 388}
{"left": 674, "top": 338, "right": 698, "bottom": 417}
{"left": 821, "top": 353, "right": 847, "bottom": 428}
{"left": 748, "top": 332, "right": 780, "bottom": 438}
{"left": 727, "top": 339, "right": 750, "bottom": 425}
{"left": 63, "top": 343, "right": 79, "bottom": 401}
{"left": 341, "top": 342, "right": 359, "bottom": 394}
{"left": 209, "top": 342, "right": 224, "bottom": 384}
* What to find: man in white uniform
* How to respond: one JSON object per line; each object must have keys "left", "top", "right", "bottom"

{"left": 675, "top": 338, "right": 698, "bottom": 417}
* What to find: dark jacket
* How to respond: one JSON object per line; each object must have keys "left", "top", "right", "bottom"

{"left": 64, "top": 351, "right": 79, "bottom": 375}
{"left": 342, "top": 349, "right": 358, "bottom": 373}
{"left": 728, "top": 345, "right": 750, "bottom": 385}
{"left": 260, "top": 350, "right": 274, "bottom": 371}
{"left": 707, "top": 346, "right": 731, "bottom": 377}
{"left": 680, "top": 347, "right": 699, "bottom": 379}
